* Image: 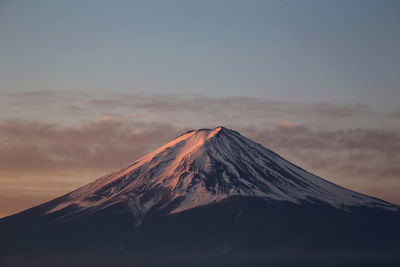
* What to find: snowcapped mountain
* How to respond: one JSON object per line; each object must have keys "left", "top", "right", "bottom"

{"left": 45, "top": 126, "right": 395, "bottom": 221}
{"left": 1, "top": 127, "right": 399, "bottom": 267}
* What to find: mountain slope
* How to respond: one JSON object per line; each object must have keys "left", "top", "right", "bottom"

{"left": 44, "top": 126, "right": 396, "bottom": 218}
{"left": 1, "top": 126, "right": 399, "bottom": 267}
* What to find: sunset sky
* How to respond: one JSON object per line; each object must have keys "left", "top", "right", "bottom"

{"left": 1, "top": 0, "right": 399, "bottom": 218}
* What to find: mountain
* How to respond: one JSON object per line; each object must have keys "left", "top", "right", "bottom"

{"left": 1, "top": 126, "right": 399, "bottom": 267}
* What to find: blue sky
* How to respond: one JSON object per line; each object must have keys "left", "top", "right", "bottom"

{"left": 0, "top": 0, "right": 399, "bottom": 217}
{"left": 1, "top": 0, "right": 399, "bottom": 107}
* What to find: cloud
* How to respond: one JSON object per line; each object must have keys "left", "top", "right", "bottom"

{"left": 0, "top": 91, "right": 370, "bottom": 126}
{"left": 276, "top": 120, "right": 306, "bottom": 132}
{"left": 389, "top": 111, "right": 400, "bottom": 118}
{"left": 246, "top": 121, "right": 400, "bottom": 153}
{"left": 88, "top": 94, "right": 369, "bottom": 118}
{"left": 309, "top": 102, "right": 369, "bottom": 117}
{"left": 1, "top": 90, "right": 82, "bottom": 107}
{"left": 0, "top": 118, "right": 181, "bottom": 176}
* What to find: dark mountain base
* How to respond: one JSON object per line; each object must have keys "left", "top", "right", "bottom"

{"left": 1, "top": 197, "right": 400, "bottom": 267}
{"left": 3, "top": 248, "right": 400, "bottom": 267}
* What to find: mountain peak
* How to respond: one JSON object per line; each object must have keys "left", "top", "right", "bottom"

{"left": 179, "top": 126, "right": 230, "bottom": 138}
{"left": 45, "top": 127, "right": 397, "bottom": 221}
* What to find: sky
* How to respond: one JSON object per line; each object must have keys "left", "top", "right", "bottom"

{"left": 0, "top": 0, "right": 399, "bottom": 218}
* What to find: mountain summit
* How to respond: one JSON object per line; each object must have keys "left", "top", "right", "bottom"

{"left": 1, "top": 127, "right": 399, "bottom": 267}
{"left": 45, "top": 126, "right": 395, "bottom": 221}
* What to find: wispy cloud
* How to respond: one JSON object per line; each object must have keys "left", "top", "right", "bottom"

{"left": 88, "top": 94, "right": 370, "bottom": 118}
{"left": 1, "top": 91, "right": 371, "bottom": 123}
{"left": 0, "top": 118, "right": 180, "bottom": 175}
{"left": 389, "top": 111, "right": 400, "bottom": 118}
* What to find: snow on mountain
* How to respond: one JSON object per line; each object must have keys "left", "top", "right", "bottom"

{"left": 46, "top": 126, "right": 397, "bottom": 224}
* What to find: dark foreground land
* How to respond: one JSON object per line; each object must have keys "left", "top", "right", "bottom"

{"left": 1, "top": 197, "right": 399, "bottom": 267}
